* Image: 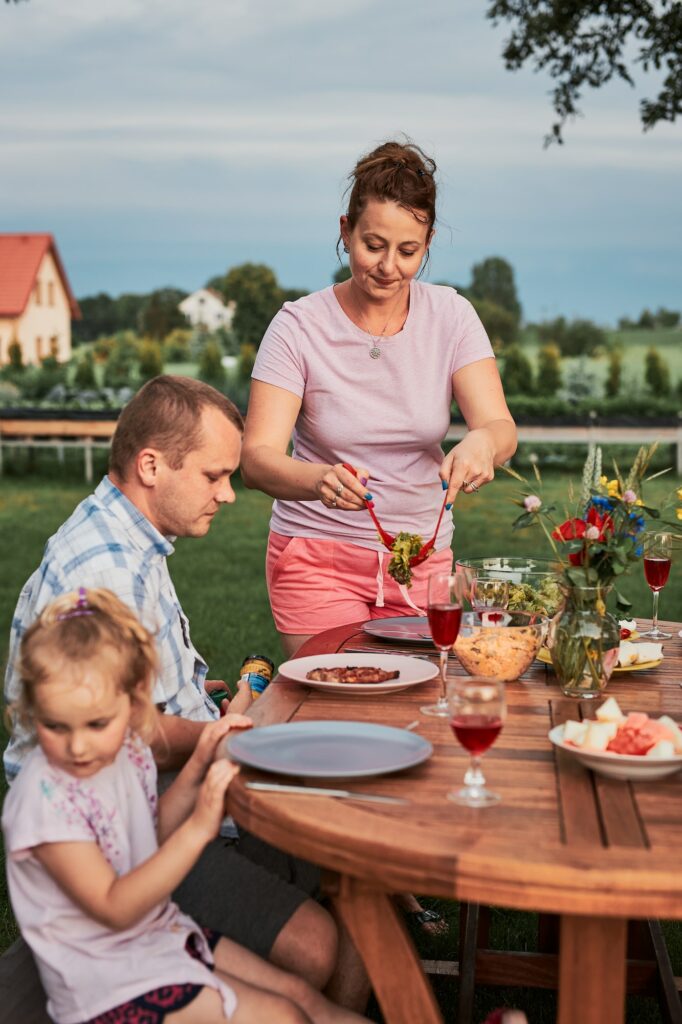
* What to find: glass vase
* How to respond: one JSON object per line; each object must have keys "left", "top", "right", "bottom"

{"left": 547, "top": 584, "right": 620, "bottom": 699}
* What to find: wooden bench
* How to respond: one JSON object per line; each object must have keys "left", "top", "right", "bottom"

{"left": 0, "top": 418, "right": 118, "bottom": 483}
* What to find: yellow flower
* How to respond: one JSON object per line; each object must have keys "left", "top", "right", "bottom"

{"left": 676, "top": 507, "right": 682, "bottom": 521}
{"left": 677, "top": 487, "right": 682, "bottom": 501}
{"left": 606, "top": 479, "right": 621, "bottom": 498}
{"left": 600, "top": 475, "right": 608, "bottom": 486}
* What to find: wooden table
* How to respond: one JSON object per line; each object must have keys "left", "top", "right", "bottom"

{"left": 228, "top": 620, "right": 682, "bottom": 1024}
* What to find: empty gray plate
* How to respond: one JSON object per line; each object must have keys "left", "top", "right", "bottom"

{"left": 226, "top": 721, "right": 433, "bottom": 779}
{"left": 362, "top": 615, "right": 432, "bottom": 645}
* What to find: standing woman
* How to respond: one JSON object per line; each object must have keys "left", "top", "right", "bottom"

{"left": 242, "top": 140, "right": 517, "bottom": 658}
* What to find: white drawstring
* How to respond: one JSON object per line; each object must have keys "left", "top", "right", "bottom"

{"left": 375, "top": 551, "right": 385, "bottom": 607}
{"left": 398, "top": 583, "right": 426, "bottom": 615}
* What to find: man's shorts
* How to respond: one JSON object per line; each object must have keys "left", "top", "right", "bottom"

{"left": 172, "top": 830, "right": 320, "bottom": 960}
{"left": 266, "top": 531, "right": 454, "bottom": 634}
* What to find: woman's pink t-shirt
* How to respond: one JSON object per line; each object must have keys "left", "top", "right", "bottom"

{"left": 252, "top": 280, "right": 494, "bottom": 551}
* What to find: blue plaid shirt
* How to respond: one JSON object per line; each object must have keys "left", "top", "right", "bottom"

{"left": 4, "top": 476, "right": 218, "bottom": 781}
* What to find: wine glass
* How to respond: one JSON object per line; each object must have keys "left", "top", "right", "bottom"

{"left": 641, "top": 532, "right": 673, "bottom": 639}
{"left": 446, "top": 677, "right": 506, "bottom": 807}
{"left": 421, "top": 572, "right": 468, "bottom": 717}
{"left": 470, "top": 576, "right": 510, "bottom": 612}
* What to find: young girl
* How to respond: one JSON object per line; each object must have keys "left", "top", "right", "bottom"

{"left": 2, "top": 587, "right": 368, "bottom": 1024}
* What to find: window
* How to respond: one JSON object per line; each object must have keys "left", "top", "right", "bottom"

{"left": 36, "top": 336, "right": 43, "bottom": 360}
{"left": 48, "top": 281, "right": 55, "bottom": 306}
{"left": 34, "top": 281, "right": 42, "bottom": 305}
{"left": 50, "top": 335, "right": 59, "bottom": 356}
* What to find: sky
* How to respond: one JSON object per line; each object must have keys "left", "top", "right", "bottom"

{"left": 2, "top": 0, "right": 681, "bottom": 325}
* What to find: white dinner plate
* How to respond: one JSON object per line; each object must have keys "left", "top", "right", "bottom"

{"left": 226, "top": 721, "right": 433, "bottom": 778}
{"left": 548, "top": 724, "right": 682, "bottom": 781}
{"left": 362, "top": 616, "right": 432, "bottom": 646}
{"left": 536, "top": 647, "right": 662, "bottom": 673}
{"left": 277, "top": 652, "right": 437, "bottom": 694}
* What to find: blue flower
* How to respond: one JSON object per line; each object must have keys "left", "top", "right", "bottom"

{"left": 590, "top": 496, "right": 614, "bottom": 510}
{"left": 628, "top": 512, "right": 646, "bottom": 534}
{"left": 635, "top": 544, "right": 644, "bottom": 557}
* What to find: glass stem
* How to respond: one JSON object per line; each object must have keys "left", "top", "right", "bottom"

{"left": 438, "top": 649, "right": 448, "bottom": 704}
{"left": 651, "top": 589, "right": 660, "bottom": 631}
{"left": 464, "top": 754, "right": 485, "bottom": 788}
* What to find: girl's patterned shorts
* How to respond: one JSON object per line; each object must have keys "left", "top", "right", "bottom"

{"left": 81, "top": 928, "right": 221, "bottom": 1024}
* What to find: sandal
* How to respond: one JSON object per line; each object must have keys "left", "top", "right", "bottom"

{"left": 407, "top": 908, "right": 449, "bottom": 937}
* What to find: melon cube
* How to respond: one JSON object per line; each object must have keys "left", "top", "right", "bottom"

{"left": 584, "top": 721, "right": 618, "bottom": 751}
{"left": 656, "top": 716, "right": 682, "bottom": 754}
{"left": 595, "top": 697, "right": 624, "bottom": 723}
{"left": 645, "top": 740, "right": 675, "bottom": 759}
{"left": 563, "top": 720, "right": 588, "bottom": 746}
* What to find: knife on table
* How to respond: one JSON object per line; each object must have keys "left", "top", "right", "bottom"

{"left": 245, "top": 781, "right": 409, "bottom": 805}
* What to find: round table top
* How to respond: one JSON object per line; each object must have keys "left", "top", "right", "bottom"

{"left": 227, "top": 619, "right": 682, "bottom": 919}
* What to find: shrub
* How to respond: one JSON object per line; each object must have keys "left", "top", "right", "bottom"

{"left": 501, "top": 345, "right": 534, "bottom": 395}
{"left": 644, "top": 346, "right": 671, "bottom": 395}
{"left": 138, "top": 339, "right": 164, "bottom": 381}
{"left": 162, "top": 328, "right": 192, "bottom": 363}
{"left": 103, "top": 334, "right": 139, "bottom": 389}
{"left": 237, "top": 343, "right": 256, "bottom": 383}
{"left": 536, "top": 343, "right": 562, "bottom": 396}
{"left": 604, "top": 349, "right": 622, "bottom": 398}
{"left": 73, "top": 350, "right": 97, "bottom": 389}
{"left": 198, "top": 339, "right": 226, "bottom": 386}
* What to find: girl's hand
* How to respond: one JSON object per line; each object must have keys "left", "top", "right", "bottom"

{"left": 316, "top": 461, "right": 372, "bottom": 512}
{"left": 186, "top": 714, "right": 253, "bottom": 781}
{"left": 440, "top": 430, "right": 496, "bottom": 507}
{"left": 189, "top": 759, "right": 239, "bottom": 844}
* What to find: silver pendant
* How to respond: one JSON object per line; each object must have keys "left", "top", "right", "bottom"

{"left": 369, "top": 346, "right": 381, "bottom": 359}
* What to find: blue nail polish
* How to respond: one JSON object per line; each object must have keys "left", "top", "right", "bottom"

{"left": 446, "top": 502, "right": 452, "bottom": 511}
{"left": 364, "top": 492, "right": 373, "bottom": 501}
{"left": 441, "top": 479, "right": 448, "bottom": 490}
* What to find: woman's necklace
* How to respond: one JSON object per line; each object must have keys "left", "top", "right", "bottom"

{"left": 354, "top": 289, "right": 409, "bottom": 360}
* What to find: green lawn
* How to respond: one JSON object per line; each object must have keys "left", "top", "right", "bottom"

{"left": 0, "top": 471, "right": 680, "bottom": 1022}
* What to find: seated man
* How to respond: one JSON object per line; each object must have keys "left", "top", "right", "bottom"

{"left": 4, "top": 375, "right": 364, "bottom": 1007}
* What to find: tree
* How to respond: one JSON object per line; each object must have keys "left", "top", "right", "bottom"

{"left": 536, "top": 342, "right": 562, "bottom": 396}
{"left": 138, "top": 288, "right": 187, "bottom": 340}
{"left": 644, "top": 346, "right": 671, "bottom": 395}
{"left": 638, "top": 308, "right": 656, "bottom": 329}
{"left": 103, "top": 333, "right": 138, "bottom": 389}
{"left": 604, "top": 349, "right": 622, "bottom": 399}
{"left": 487, "top": 0, "right": 682, "bottom": 144}
{"left": 333, "top": 265, "right": 352, "bottom": 284}
{"left": 501, "top": 344, "right": 534, "bottom": 395}
{"left": 8, "top": 338, "right": 23, "bottom": 370}
{"left": 238, "top": 342, "right": 257, "bottom": 382}
{"left": 559, "top": 319, "right": 606, "bottom": 358}
{"left": 469, "top": 296, "right": 518, "bottom": 347}
{"left": 220, "top": 263, "right": 285, "bottom": 348}
{"left": 655, "top": 306, "right": 680, "bottom": 328}
{"left": 469, "top": 257, "right": 522, "bottom": 323}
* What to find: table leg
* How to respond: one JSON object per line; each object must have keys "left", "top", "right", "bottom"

{"left": 330, "top": 874, "right": 443, "bottom": 1024}
{"left": 558, "top": 915, "right": 627, "bottom": 1024}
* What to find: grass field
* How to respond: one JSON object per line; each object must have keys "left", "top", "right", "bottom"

{"left": 0, "top": 471, "right": 680, "bottom": 1022}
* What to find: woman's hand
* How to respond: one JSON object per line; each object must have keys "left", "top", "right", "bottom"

{"left": 188, "top": 759, "right": 240, "bottom": 845}
{"left": 315, "top": 461, "right": 373, "bottom": 512}
{"left": 440, "top": 429, "right": 496, "bottom": 506}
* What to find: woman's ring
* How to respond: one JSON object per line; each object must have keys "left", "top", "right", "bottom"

{"left": 331, "top": 497, "right": 337, "bottom": 508}
{"left": 464, "top": 480, "right": 479, "bottom": 492}
{"left": 335, "top": 482, "right": 343, "bottom": 497}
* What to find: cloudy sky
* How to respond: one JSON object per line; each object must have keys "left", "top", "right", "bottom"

{"left": 3, "top": 0, "right": 680, "bottom": 323}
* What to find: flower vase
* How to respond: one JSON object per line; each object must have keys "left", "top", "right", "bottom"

{"left": 547, "top": 584, "right": 620, "bottom": 699}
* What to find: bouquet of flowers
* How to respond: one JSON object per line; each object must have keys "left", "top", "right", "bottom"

{"left": 509, "top": 444, "right": 681, "bottom": 697}
{"left": 510, "top": 444, "right": 681, "bottom": 612}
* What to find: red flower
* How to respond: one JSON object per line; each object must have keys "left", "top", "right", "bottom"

{"left": 585, "top": 504, "right": 614, "bottom": 539}
{"left": 552, "top": 518, "right": 586, "bottom": 542}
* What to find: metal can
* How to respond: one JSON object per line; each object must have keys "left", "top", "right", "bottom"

{"left": 240, "top": 654, "right": 274, "bottom": 700}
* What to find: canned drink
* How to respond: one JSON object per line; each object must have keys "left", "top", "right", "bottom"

{"left": 240, "top": 654, "right": 274, "bottom": 700}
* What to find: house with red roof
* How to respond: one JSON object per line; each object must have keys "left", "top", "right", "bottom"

{"left": 0, "top": 233, "right": 81, "bottom": 366}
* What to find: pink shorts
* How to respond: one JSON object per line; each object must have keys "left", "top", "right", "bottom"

{"left": 266, "top": 531, "right": 453, "bottom": 635}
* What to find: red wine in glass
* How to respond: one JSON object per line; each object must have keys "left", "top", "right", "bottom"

{"left": 427, "top": 604, "right": 462, "bottom": 648}
{"left": 641, "top": 532, "right": 673, "bottom": 639}
{"left": 450, "top": 714, "right": 503, "bottom": 756}
{"left": 643, "top": 556, "right": 671, "bottom": 592}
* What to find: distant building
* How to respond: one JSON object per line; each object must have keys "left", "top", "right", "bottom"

{"left": 179, "top": 288, "right": 235, "bottom": 332}
{"left": 0, "top": 233, "right": 81, "bottom": 365}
